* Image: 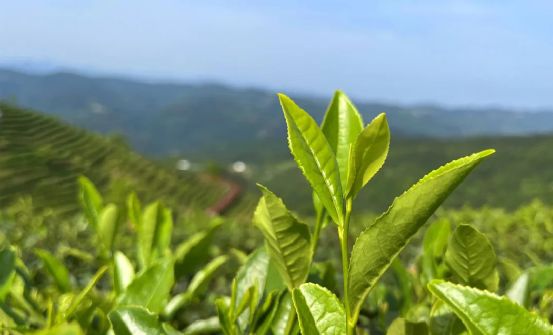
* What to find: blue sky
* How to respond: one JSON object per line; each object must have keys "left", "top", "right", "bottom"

{"left": 1, "top": 1, "right": 553, "bottom": 108}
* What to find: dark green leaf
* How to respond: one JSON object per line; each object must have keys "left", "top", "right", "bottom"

{"left": 36, "top": 249, "right": 72, "bottom": 293}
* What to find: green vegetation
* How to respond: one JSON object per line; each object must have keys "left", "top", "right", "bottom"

{"left": 1, "top": 90, "right": 553, "bottom": 334}
{"left": 0, "top": 103, "right": 254, "bottom": 218}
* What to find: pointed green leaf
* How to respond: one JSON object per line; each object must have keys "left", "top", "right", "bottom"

{"left": 234, "top": 248, "right": 270, "bottom": 311}
{"left": 0, "top": 247, "right": 16, "bottom": 301}
{"left": 347, "top": 150, "right": 494, "bottom": 324}
{"left": 119, "top": 259, "right": 174, "bottom": 313}
{"left": 97, "top": 203, "right": 120, "bottom": 255}
{"left": 78, "top": 176, "right": 103, "bottom": 227}
{"left": 164, "top": 255, "right": 228, "bottom": 317}
{"left": 346, "top": 113, "right": 390, "bottom": 198}
{"left": 35, "top": 249, "right": 72, "bottom": 293}
{"left": 278, "top": 93, "right": 344, "bottom": 224}
{"left": 292, "top": 283, "right": 346, "bottom": 335}
{"left": 138, "top": 202, "right": 173, "bottom": 269}
{"left": 253, "top": 185, "right": 312, "bottom": 290}
{"left": 109, "top": 306, "right": 166, "bottom": 335}
{"left": 429, "top": 280, "right": 553, "bottom": 335}
{"left": 321, "top": 90, "right": 364, "bottom": 190}
{"left": 114, "top": 251, "right": 135, "bottom": 295}
{"left": 64, "top": 266, "right": 108, "bottom": 317}
{"left": 445, "top": 224, "right": 498, "bottom": 291}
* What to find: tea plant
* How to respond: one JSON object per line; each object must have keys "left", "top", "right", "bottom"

{"left": 219, "top": 91, "right": 553, "bottom": 334}
{"left": 0, "top": 177, "right": 229, "bottom": 334}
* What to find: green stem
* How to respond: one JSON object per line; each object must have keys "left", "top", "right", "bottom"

{"left": 341, "top": 198, "right": 354, "bottom": 335}
{"left": 311, "top": 209, "right": 326, "bottom": 256}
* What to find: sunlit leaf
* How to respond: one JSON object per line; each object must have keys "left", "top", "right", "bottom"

{"left": 254, "top": 185, "right": 312, "bottom": 290}
{"left": 292, "top": 283, "right": 346, "bottom": 335}
{"left": 78, "top": 176, "right": 103, "bottom": 228}
{"left": 321, "top": 90, "right": 364, "bottom": 190}
{"left": 347, "top": 150, "right": 494, "bottom": 325}
{"left": 429, "top": 280, "right": 553, "bottom": 335}
{"left": 279, "top": 93, "right": 344, "bottom": 225}
{"left": 119, "top": 259, "right": 174, "bottom": 313}
{"left": 109, "top": 306, "right": 166, "bottom": 335}
{"left": 114, "top": 251, "right": 135, "bottom": 295}
{"left": 346, "top": 113, "right": 390, "bottom": 198}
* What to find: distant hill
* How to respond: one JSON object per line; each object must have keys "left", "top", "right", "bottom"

{"left": 2, "top": 68, "right": 553, "bottom": 161}
{"left": 0, "top": 103, "right": 254, "bottom": 217}
{"left": 253, "top": 134, "right": 553, "bottom": 215}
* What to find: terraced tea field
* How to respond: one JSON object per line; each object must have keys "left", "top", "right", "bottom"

{"left": 0, "top": 103, "right": 255, "bottom": 218}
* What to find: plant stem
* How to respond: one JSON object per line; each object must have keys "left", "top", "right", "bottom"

{"left": 311, "top": 209, "right": 326, "bottom": 256}
{"left": 341, "top": 198, "right": 354, "bottom": 335}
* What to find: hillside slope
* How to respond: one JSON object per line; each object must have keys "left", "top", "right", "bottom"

{"left": 3, "top": 69, "right": 553, "bottom": 159}
{"left": 254, "top": 135, "right": 553, "bottom": 215}
{"left": 0, "top": 103, "right": 254, "bottom": 217}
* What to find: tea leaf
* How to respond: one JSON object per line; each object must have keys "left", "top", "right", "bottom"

{"left": 97, "top": 203, "right": 120, "bottom": 255}
{"left": 114, "top": 251, "right": 135, "bottom": 294}
{"left": 138, "top": 202, "right": 173, "bottom": 269}
{"left": 445, "top": 224, "right": 498, "bottom": 291}
{"left": 428, "top": 280, "right": 553, "bottom": 335}
{"left": 279, "top": 93, "right": 344, "bottom": 225}
{"left": 292, "top": 283, "right": 346, "bottom": 335}
{"left": 119, "top": 258, "right": 174, "bottom": 313}
{"left": 36, "top": 249, "right": 72, "bottom": 293}
{"left": 346, "top": 113, "right": 390, "bottom": 198}
{"left": 347, "top": 149, "right": 494, "bottom": 324}
{"left": 78, "top": 176, "right": 102, "bottom": 228}
{"left": 321, "top": 90, "right": 364, "bottom": 190}
{"left": 109, "top": 306, "right": 166, "bottom": 335}
{"left": 254, "top": 185, "right": 312, "bottom": 290}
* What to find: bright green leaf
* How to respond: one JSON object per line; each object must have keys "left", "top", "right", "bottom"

{"left": 109, "top": 306, "right": 166, "bottom": 335}
{"left": 321, "top": 90, "right": 364, "bottom": 190}
{"left": 278, "top": 93, "right": 344, "bottom": 225}
{"left": 445, "top": 224, "right": 498, "bottom": 291}
{"left": 78, "top": 176, "right": 103, "bottom": 228}
{"left": 292, "top": 283, "right": 346, "bottom": 335}
{"left": 421, "top": 220, "right": 451, "bottom": 283}
{"left": 346, "top": 113, "right": 390, "bottom": 198}
{"left": 36, "top": 249, "right": 72, "bottom": 293}
{"left": 119, "top": 259, "right": 174, "bottom": 313}
{"left": 31, "top": 322, "right": 84, "bottom": 335}
{"left": 347, "top": 150, "right": 494, "bottom": 325}
{"left": 428, "top": 280, "right": 553, "bottom": 335}
{"left": 183, "top": 317, "right": 220, "bottom": 335}
{"left": 114, "top": 251, "right": 135, "bottom": 295}
{"left": 138, "top": 202, "right": 173, "bottom": 269}
{"left": 253, "top": 185, "right": 312, "bottom": 290}
{"left": 97, "top": 203, "right": 120, "bottom": 255}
